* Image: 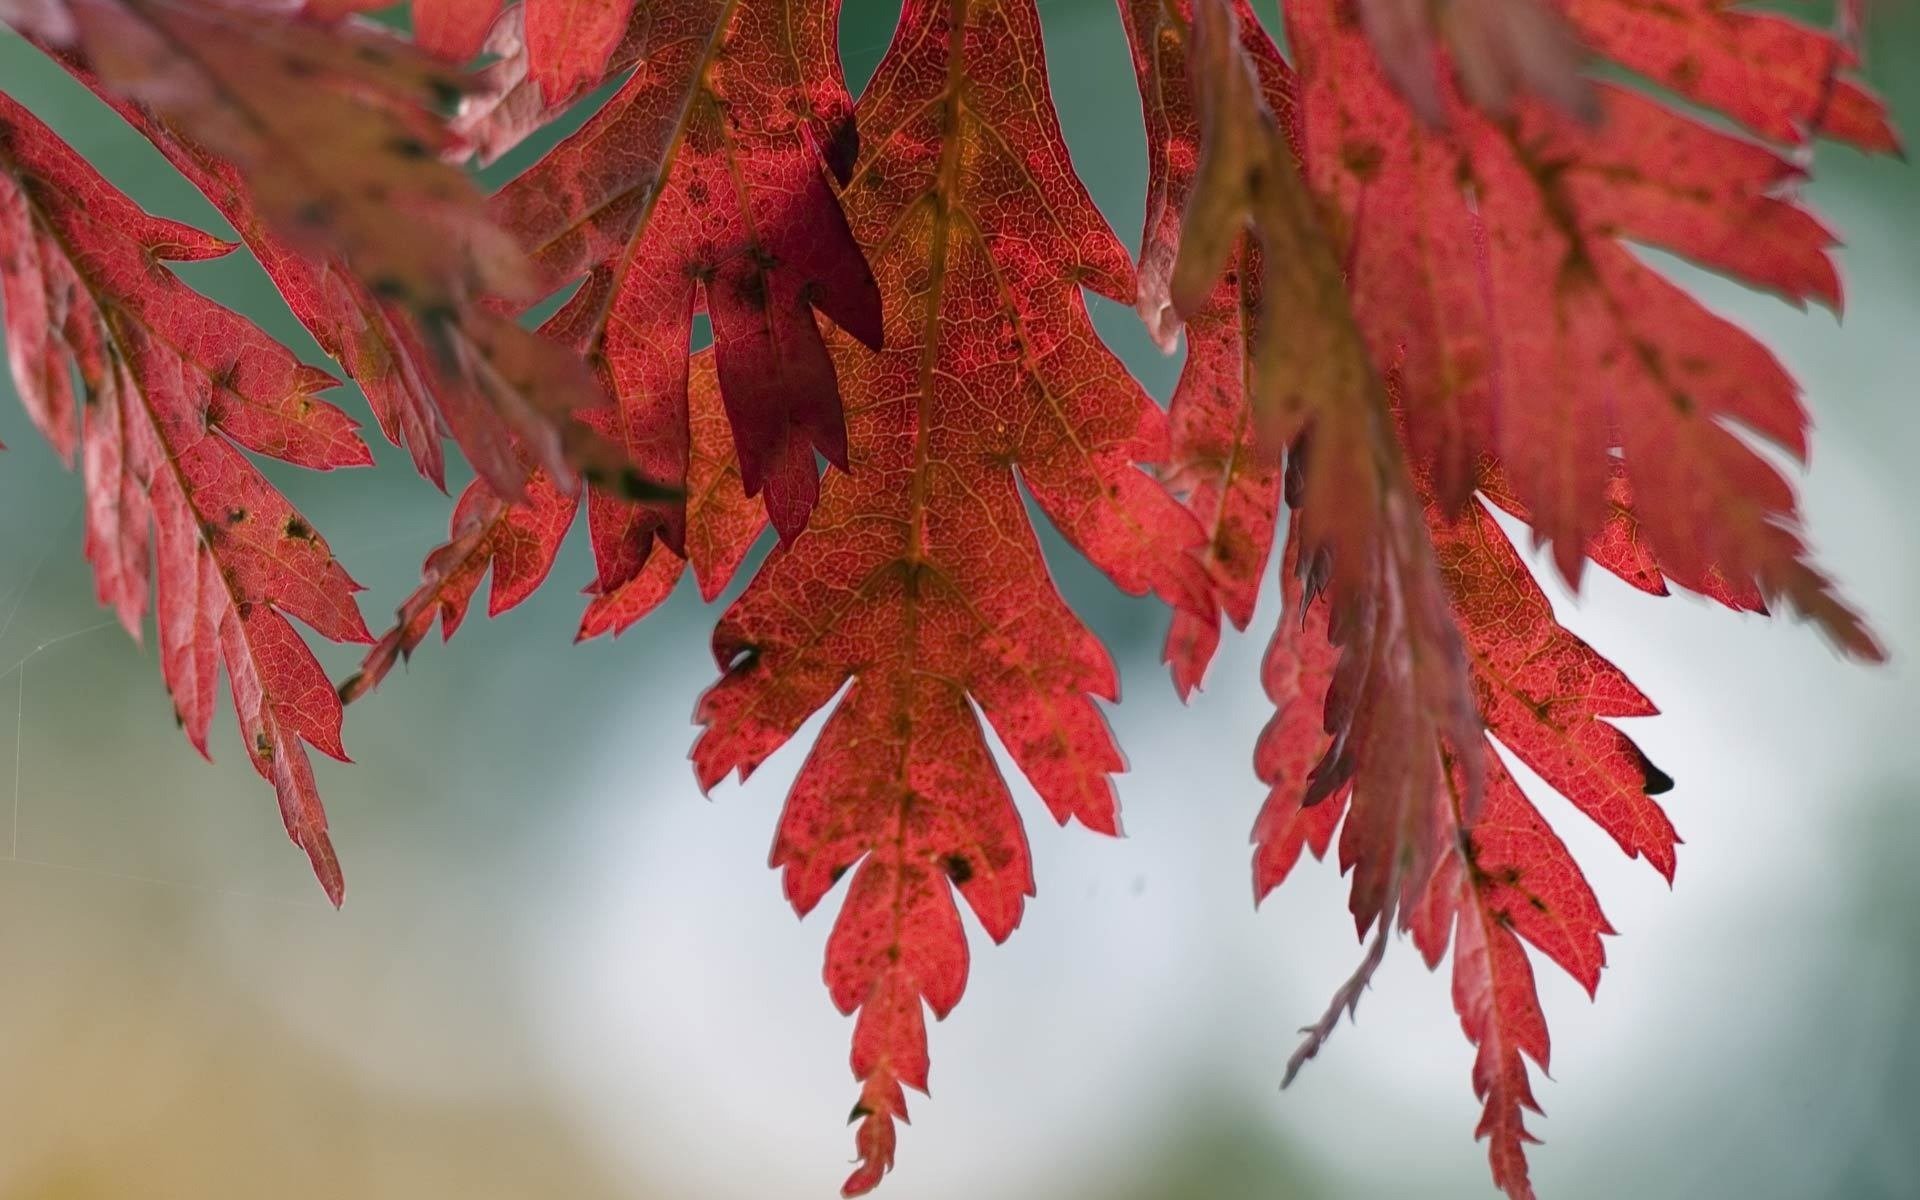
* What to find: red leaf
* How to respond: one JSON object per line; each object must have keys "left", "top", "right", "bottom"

{"left": 523, "top": 0, "right": 635, "bottom": 104}
{"left": 691, "top": 1, "right": 1207, "bottom": 1188}
{"left": 452, "top": 4, "right": 650, "bottom": 166}
{"left": 341, "top": 470, "right": 577, "bottom": 706}
{"left": 412, "top": 0, "right": 501, "bottom": 62}
{"left": 1251, "top": 528, "right": 1346, "bottom": 901}
{"left": 1162, "top": 0, "right": 1483, "bottom": 936}
{"left": 494, "top": 0, "right": 881, "bottom": 550}
{"left": 1424, "top": 746, "right": 1615, "bottom": 1200}
{"left": 18, "top": 1, "right": 650, "bottom": 501}
{"left": 1432, "top": 491, "right": 1679, "bottom": 880}
{"left": 14, "top": 0, "right": 525, "bottom": 308}
{"left": 577, "top": 351, "right": 768, "bottom": 640}
{"left": 1286, "top": 0, "right": 1886, "bottom": 657}
{"left": 1120, "top": 0, "right": 1293, "bottom": 697}
{"left": 1563, "top": 0, "right": 1897, "bottom": 150}
{"left": 0, "top": 91, "right": 373, "bottom": 902}
{"left": 345, "top": 349, "right": 761, "bottom": 699}
{"left": 321, "top": 0, "right": 636, "bottom": 105}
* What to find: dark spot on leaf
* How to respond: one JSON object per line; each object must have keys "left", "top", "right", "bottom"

{"left": 1635, "top": 747, "right": 1675, "bottom": 796}
{"left": 848, "top": 1103, "right": 872, "bottom": 1124}
{"left": 1341, "top": 138, "right": 1384, "bottom": 181}
{"left": 226, "top": 506, "right": 248, "bottom": 525}
{"left": 942, "top": 853, "right": 973, "bottom": 886}
{"left": 1527, "top": 894, "right": 1549, "bottom": 913}
{"left": 829, "top": 862, "right": 850, "bottom": 885}
{"left": 735, "top": 272, "right": 766, "bottom": 309}
{"left": 284, "top": 514, "right": 314, "bottom": 541}
{"left": 824, "top": 114, "right": 861, "bottom": 185}
{"left": 387, "top": 136, "right": 431, "bottom": 160}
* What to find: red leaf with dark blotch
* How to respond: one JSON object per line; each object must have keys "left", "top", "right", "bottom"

{"left": 1287, "top": 0, "right": 1884, "bottom": 659}
{"left": 692, "top": 0, "right": 1207, "bottom": 1188}
{"left": 1432, "top": 493, "right": 1680, "bottom": 880}
{"left": 494, "top": 0, "right": 881, "bottom": 552}
{"left": 0, "top": 92, "right": 371, "bottom": 903}
{"left": 1120, "top": 0, "right": 1293, "bottom": 697}
{"left": 524, "top": 0, "right": 636, "bottom": 104}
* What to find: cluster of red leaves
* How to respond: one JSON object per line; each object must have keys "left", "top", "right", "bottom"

{"left": 1127, "top": 0, "right": 1888, "bottom": 1196}
{"left": 0, "top": 88, "right": 371, "bottom": 902}
{"left": 0, "top": 0, "right": 1895, "bottom": 1196}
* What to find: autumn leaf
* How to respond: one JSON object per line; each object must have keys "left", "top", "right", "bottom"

{"left": 342, "top": 348, "right": 763, "bottom": 700}
{"left": 1119, "top": 0, "right": 1292, "bottom": 696}
{"left": 318, "top": 0, "right": 637, "bottom": 105}
{"left": 6, "top": 0, "right": 520, "bottom": 309}
{"left": 1148, "top": 0, "right": 1482, "bottom": 944}
{"left": 1255, "top": 503, "right": 1656, "bottom": 1196}
{"left": 1416, "top": 747, "right": 1614, "bottom": 1200}
{"left": 9, "top": 1, "right": 657, "bottom": 502}
{"left": 451, "top": 2, "right": 648, "bottom": 163}
{"left": 494, "top": 0, "right": 882, "bottom": 559}
{"left": 1433, "top": 485, "right": 1678, "bottom": 879}
{"left": 1287, "top": 0, "right": 1888, "bottom": 657}
{"left": 1136, "top": 4, "right": 1706, "bottom": 1191}
{"left": 520, "top": 0, "right": 637, "bottom": 103}
{"left": 690, "top": 0, "right": 1208, "bottom": 1189}
{"left": 410, "top": 0, "right": 500, "bottom": 63}
{"left": 0, "top": 90, "right": 373, "bottom": 903}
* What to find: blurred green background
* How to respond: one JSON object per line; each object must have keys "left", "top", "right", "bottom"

{"left": 2, "top": 2, "right": 1917, "bottom": 1197}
